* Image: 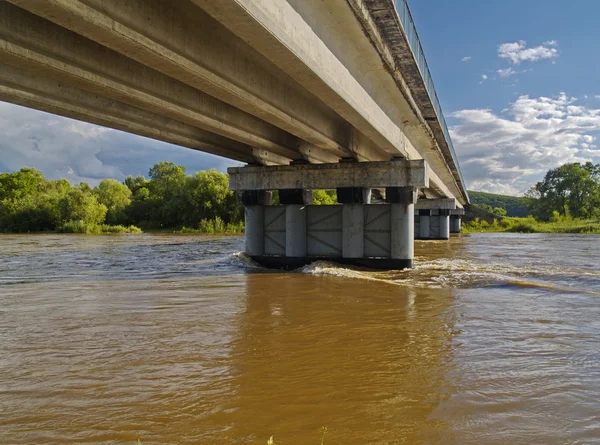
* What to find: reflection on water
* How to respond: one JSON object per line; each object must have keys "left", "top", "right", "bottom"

{"left": 1, "top": 233, "right": 600, "bottom": 444}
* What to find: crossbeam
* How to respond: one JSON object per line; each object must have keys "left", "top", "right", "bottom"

{"left": 228, "top": 160, "right": 428, "bottom": 190}
{"left": 415, "top": 198, "right": 458, "bottom": 210}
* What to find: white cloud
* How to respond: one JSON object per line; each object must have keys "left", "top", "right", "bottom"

{"left": 481, "top": 74, "right": 488, "bottom": 80}
{"left": 497, "top": 67, "right": 517, "bottom": 78}
{"left": 461, "top": 56, "right": 472, "bottom": 62}
{"left": 450, "top": 93, "right": 600, "bottom": 194}
{"left": 0, "top": 102, "right": 237, "bottom": 185}
{"left": 595, "top": 95, "right": 600, "bottom": 100}
{"left": 498, "top": 40, "right": 558, "bottom": 65}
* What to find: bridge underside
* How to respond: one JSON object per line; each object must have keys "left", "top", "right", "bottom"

{"left": 1, "top": 0, "right": 468, "bottom": 269}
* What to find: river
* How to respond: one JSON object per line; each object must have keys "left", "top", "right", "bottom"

{"left": 1, "top": 233, "right": 599, "bottom": 444}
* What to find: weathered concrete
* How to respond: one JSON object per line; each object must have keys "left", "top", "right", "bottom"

{"left": 415, "top": 198, "right": 458, "bottom": 210}
{"left": 439, "top": 210, "right": 450, "bottom": 240}
{"left": 1, "top": 0, "right": 473, "bottom": 270}
{"left": 250, "top": 203, "right": 415, "bottom": 269}
{"left": 195, "top": 0, "right": 466, "bottom": 202}
{"left": 285, "top": 205, "right": 307, "bottom": 257}
{"left": 419, "top": 210, "right": 431, "bottom": 240}
{"left": 388, "top": 187, "right": 417, "bottom": 263}
{"left": 342, "top": 204, "right": 364, "bottom": 258}
{"left": 1, "top": 0, "right": 469, "bottom": 206}
{"left": 450, "top": 215, "right": 462, "bottom": 233}
{"left": 228, "top": 160, "right": 428, "bottom": 191}
{"left": 245, "top": 206, "right": 265, "bottom": 256}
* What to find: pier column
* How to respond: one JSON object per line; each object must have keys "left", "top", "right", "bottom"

{"left": 419, "top": 210, "right": 431, "bottom": 239}
{"left": 439, "top": 210, "right": 450, "bottom": 240}
{"left": 450, "top": 215, "right": 462, "bottom": 233}
{"left": 280, "top": 189, "right": 311, "bottom": 258}
{"left": 338, "top": 187, "right": 369, "bottom": 258}
{"left": 241, "top": 190, "right": 271, "bottom": 256}
{"left": 387, "top": 187, "right": 417, "bottom": 267}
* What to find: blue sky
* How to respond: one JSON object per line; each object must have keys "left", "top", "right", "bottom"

{"left": 1, "top": 0, "right": 599, "bottom": 195}
{"left": 411, "top": 0, "right": 600, "bottom": 194}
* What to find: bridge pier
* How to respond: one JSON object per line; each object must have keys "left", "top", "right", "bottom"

{"left": 450, "top": 209, "right": 464, "bottom": 233}
{"left": 414, "top": 199, "right": 460, "bottom": 240}
{"left": 229, "top": 160, "right": 427, "bottom": 270}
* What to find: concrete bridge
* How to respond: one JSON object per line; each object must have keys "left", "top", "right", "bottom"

{"left": 0, "top": 0, "right": 468, "bottom": 269}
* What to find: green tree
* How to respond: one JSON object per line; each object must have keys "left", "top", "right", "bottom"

{"left": 124, "top": 174, "right": 148, "bottom": 193}
{"left": 493, "top": 207, "right": 507, "bottom": 216}
{"left": 93, "top": 179, "right": 132, "bottom": 224}
{"left": 530, "top": 162, "right": 600, "bottom": 220}
{"left": 58, "top": 188, "right": 107, "bottom": 226}
{"left": 312, "top": 190, "right": 337, "bottom": 205}
{"left": 148, "top": 162, "right": 186, "bottom": 199}
{"left": 180, "top": 169, "right": 240, "bottom": 225}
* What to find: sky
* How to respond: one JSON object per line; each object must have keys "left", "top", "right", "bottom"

{"left": 1, "top": 1, "right": 600, "bottom": 196}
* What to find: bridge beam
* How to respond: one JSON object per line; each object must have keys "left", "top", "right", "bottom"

{"left": 228, "top": 160, "right": 428, "bottom": 191}
{"left": 5, "top": 0, "right": 365, "bottom": 160}
{"left": 0, "top": 2, "right": 336, "bottom": 163}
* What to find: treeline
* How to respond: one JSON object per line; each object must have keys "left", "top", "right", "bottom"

{"left": 0, "top": 162, "right": 243, "bottom": 233}
{"left": 468, "top": 190, "right": 530, "bottom": 217}
{"left": 468, "top": 162, "right": 600, "bottom": 222}
{"left": 3, "top": 160, "right": 598, "bottom": 234}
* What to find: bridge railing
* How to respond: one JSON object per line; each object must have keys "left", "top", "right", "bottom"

{"left": 393, "top": 0, "right": 467, "bottom": 199}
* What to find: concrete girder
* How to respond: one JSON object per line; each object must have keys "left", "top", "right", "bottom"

{"left": 0, "top": 64, "right": 258, "bottom": 163}
{"left": 6, "top": 0, "right": 357, "bottom": 160}
{"left": 192, "top": 0, "right": 458, "bottom": 201}
{"left": 194, "top": 0, "right": 409, "bottom": 158}
{"left": 347, "top": 0, "right": 467, "bottom": 205}
{"left": 0, "top": 2, "right": 322, "bottom": 163}
{"left": 228, "top": 160, "right": 428, "bottom": 191}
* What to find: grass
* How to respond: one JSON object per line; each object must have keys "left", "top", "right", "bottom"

{"left": 463, "top": 214, "right": 600, "bottom": 234}
{"left": 178, "top": 217, "right": 244, "bottom": 234}
{"left": 58, "top": 220, "right": 143, "bottom": 234}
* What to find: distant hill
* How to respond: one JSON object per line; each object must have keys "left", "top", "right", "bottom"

{"left": 468, "top": 190, "right": 531, "bottom": 217}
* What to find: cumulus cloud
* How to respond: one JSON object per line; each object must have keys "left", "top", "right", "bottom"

{"left": 461, "top": 56, "right": 472, "bottom": 62}
{"left": 450, "top": 93, "right": 600, "bottom": 194}
{"left": 0, "top": 102, "right": 238, "bottom": 185}
{"left": 498, "top": 40, "right": 558, "bottom": 65}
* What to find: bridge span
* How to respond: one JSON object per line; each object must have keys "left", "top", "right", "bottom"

{"left": 0, "top": 0, "right": 468, "bottom": 268}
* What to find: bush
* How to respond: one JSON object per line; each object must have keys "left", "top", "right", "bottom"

{"left": 180, "top": 218, "right": 244, "bottom": 234}
{"left": 58, "top": 220, "right": 142, "bottom": 234}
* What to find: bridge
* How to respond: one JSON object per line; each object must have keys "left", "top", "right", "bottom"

{"left": 0, "top": 0, "right": 468, "bottom": 269}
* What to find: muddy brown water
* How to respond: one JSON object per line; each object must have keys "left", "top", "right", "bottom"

{"left": 1, "top": 233, "right": 600, "bottom": 444}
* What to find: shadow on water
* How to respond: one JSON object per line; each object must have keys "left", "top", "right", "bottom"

{"left": 201, "top": 273, "right": 461, "bottom": 444}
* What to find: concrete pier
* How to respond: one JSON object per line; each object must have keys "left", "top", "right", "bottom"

{"left": 389, "top": 187, "right": 417, "bottom": 266}
{"left": 229, "top": 161, "right": 427, "bottom": 269}
{"left": 419, "top": 210, "right": 431, "bottom": 240}
{"left": 449, "top": 208, "right": 465, "bottom": 234}
{"left": 245, "top": 206, "right": 265, "bottom": 256}
{"left": 342, "top": 204, "right": 365, "bottom": 258}
{"left": 285, "top": 205, "right": 307, "bottom": 257}
{"left": 450, "top": 215, "right": 462, "bottom": 233}
{"left": 414, "top": 198, "right": 460, "bottom": 240}
{"left": 439, "top": 210, "right": 450, "bottom": 240}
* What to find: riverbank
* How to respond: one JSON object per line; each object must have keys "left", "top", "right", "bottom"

{"left": 4, "top": 219, "right": 244, "bottom": 235}
{"left": 463, "top": 216, "right": 600, "bottom": 234}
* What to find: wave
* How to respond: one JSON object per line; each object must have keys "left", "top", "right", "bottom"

{"left": 296, "top": 257, "right": 600, "bottom": 294}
